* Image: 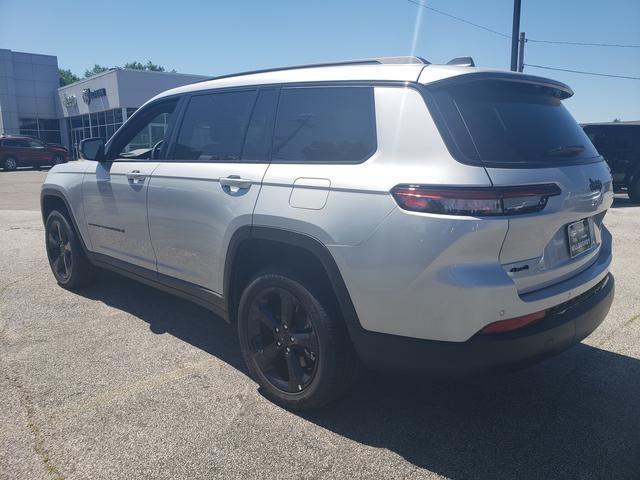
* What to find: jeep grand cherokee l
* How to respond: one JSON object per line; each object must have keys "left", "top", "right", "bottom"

{"left": 41, "top": 56, "right": 614, "bottom": 410}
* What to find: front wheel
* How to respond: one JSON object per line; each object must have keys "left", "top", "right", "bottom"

{"left": 52, "top": 154, "right": 64, "bottom": 166}
{"left": 45, "top": 210, "right": 97, "bottom": 289}
{"left": 2, "top": 157, "right": 18, "bottom": 171}
{"left": 237, "top": 271, "right": 361, "bottom": 410}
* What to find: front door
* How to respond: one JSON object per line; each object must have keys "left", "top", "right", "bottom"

{"left": 147, "top": 88, "right": 277, "bottom": 293}
{"left": 82, "top": 99, "right": 179, "bottom": 274}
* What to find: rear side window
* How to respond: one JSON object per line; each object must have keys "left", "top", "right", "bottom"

{"left": 272, "top": 87, "right": 376, "bottom": 163}
{"left": 174, "top": 90, "right": 256, "bottom": 161}
{"left": 431, "top": 81, "right": 599, "bottom": 166}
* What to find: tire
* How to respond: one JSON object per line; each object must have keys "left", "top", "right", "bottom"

{"left": 45, "top": 210, "right": 97, "bottom": 289}
{"left": 2, "top": 156, "right": 18, "bottom": 171}
{"left": 237, "top": 270, "right": 362, "bottom": 410}
{"left": 52, "top": 154, "right": 64, "bottom": 166}
{"left": 628, "top": 178, "right": 640, "bottom": 204}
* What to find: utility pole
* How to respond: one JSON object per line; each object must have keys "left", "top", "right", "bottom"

{"left": 510, "top": 0, "right": 522, "bottom": 71}
{"left": 518, "top": 32, "right": 526, "bottom": 72}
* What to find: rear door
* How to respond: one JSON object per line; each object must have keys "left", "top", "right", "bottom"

{"left": 82, "top": 99, "right": 179, "bottom": 273}
{"left": 26, "top": 138, "right": 50, "bottom": 164}
{"left": 147, "top": 87, "right": 277, "bottom": 294}
{"left": 428, "top": 78, "right": 613, "bottom": 294}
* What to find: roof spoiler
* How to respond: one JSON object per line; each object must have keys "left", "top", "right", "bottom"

{"left": 446, "top": 57, "right": 475, "bottom": 67}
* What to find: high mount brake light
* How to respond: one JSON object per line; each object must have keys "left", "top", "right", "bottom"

{"left": 391, "top": 184, "right": 561, "bottom": 216}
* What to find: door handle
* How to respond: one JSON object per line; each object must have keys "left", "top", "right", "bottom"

{"left": 220, "top": 176, "right": 252, "bottom": 190}
{"left": 126, "top": 170, "right": 146, "bottom": 184}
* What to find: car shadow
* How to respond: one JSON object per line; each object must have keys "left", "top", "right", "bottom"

{"left": 77, "top": 270, "right": 640, "bottom": 479}
{"left": 611, "top": 195, "right": 638, "bottom": 209}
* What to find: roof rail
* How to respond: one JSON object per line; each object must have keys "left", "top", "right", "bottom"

{"left": 208, "top": 56, "right": 431, "bottom": 82}
{"left": 446, "top": 56, "right": 475, "bottom": 67}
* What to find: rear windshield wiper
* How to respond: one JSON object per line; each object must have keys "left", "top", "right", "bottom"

{"left": 545, "top": 144, "right": 585, "bottom": 157}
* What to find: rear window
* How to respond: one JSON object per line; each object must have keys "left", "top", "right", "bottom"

{"left": 431, "top": 81, "right": 599, "bottom": 166}
{"left": 272, "top": 87, "right": 376, "bottom": 163}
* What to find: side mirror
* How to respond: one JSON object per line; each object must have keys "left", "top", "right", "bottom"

{"left": 80, "top": 137, "right": 106, "bottom": 161}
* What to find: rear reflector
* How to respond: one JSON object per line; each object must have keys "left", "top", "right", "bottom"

{"left": 391, "top": 184, "right": 561, "bottom": 216}
{"left": 479, "top": 310, "right": 547, "bottom": 335}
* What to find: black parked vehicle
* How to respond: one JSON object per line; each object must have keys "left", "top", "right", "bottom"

{"left": 582, "top": 123, "right": 640, "bottom": 203}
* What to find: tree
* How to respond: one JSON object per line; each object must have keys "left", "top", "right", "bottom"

{"left": 84, "top": 64, "right": 110, "bottom": 78}
{"left": 58, "top": 68, "right": 80, "bottom": 86}
{"left": 613, "top": 118, "right": 622, "bottom": 123}
{"left": 123, "top": 61, "right": 170, "bottom": 72}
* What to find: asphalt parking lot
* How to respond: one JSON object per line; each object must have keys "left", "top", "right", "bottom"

{"left": 1, "top": 168, "right": 639, "bottom": 480}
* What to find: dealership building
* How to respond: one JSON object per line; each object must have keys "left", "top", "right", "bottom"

{"left": 0, "top": 48, "right": 208, "bottom": 157}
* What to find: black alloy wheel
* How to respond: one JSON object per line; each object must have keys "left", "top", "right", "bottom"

{"left": 46, "top": 217, "right": 73, "bottom": 283}
{"left": 247, "top": 286, "right": 320, "bottom": 393}
{"left": 44, "top": 210, "right": 97, "bottom": 289}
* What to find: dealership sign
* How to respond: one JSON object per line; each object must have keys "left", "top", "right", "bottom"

{"left": 82, "top": 88, "right": 107, "bottom": 105}
{"left": 63, "top": 94, "right": 77, "bottom": 107}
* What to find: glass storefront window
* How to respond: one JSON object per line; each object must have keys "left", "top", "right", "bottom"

{"left": 67, "top": 108, "right": 127, "bottom": 157}
{"left": 19, "top": 117, "right": 61, "bottom": 145}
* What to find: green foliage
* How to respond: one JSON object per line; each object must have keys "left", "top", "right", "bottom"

{"left": 84, "top": 64, "right": 110, "bottom": 78}
{"left": 123, "top": 61, "right": 167, "bottom": 72}
{"left": 60, "top": 61, "right": 176, "bottom": 84}
{"left": 58, "top": 68, "right": 80, "bottom": 86}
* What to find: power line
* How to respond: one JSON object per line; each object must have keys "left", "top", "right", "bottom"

{"left": 406, "top": 0, "right": 640, "bottom": 48}
{"left": 527, "top": 38, "right": 640, "bottom": 48}
{"left": 406, "top": 0, "right": 510, "bottom": 39}
{"left": 524, "top": 63, "right": 640, "bottom": 80}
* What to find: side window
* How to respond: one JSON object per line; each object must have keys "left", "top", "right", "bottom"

{"left": 173, "top": 90, "right": 256, "bottom": 161}
{"left": 272, "top": 87, "right": 376, "bottom": 163}
{"left": 242, "top": 89, "right": 278, "bottom": 161}
{"left": 27, "top": 138, "right": 45, "bottom": 148}
{"left": 108, "top": 99, "right": 178, "bottom": 160}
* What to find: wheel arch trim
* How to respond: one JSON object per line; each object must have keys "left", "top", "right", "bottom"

{"left": 41, "top": 187, "right": 91, "bottom": 254}
{"left": 223, "top": 225, "right": 363, "bottom": 331}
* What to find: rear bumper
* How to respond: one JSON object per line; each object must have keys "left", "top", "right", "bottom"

{"left": 348, "top": 273, "right": 614, "bottom": 376}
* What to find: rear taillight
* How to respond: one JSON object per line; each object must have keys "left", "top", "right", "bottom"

{"left": 479, "top": 310, "right": 547, "bottom": 335}
{"left": 391, "top": 184, "right": 561, "bottom": 216}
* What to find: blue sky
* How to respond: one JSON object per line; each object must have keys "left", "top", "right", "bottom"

{"left": 1, "top": 0, "right": 638, "bottom": 122}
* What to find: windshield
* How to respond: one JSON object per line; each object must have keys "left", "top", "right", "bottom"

{"left": 431, "top": 81, "right": 600, "bottom": 166}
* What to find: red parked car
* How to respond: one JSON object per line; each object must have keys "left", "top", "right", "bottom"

{"left": 0, "top": 135, "right": 70, "bottom": 171}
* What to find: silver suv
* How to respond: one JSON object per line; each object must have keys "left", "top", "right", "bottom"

{"left": 41, "top": 57, "right": 615, "bottom": 410}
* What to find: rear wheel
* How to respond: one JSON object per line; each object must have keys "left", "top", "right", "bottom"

{"left": 237, "top": 270, "right": 361, "bottom": 410}
{"left": 45, "top": 210, "right": 97, "bottom": 289}
{"left": 2, "top": 157, "right": 18, "bottom": 171}
{"left": 628, "top": 178, "right": 640, "bottom": 204}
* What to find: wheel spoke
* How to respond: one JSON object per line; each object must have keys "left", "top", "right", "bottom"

{"left": 52, "top": 256, "right": 62, "bottom": 274}
{"left": 47, "top": 232, "right": 58, "bottom": 248}
{"left": 279, "top": 290, "right": 296, "bottom": 326}
{"left": 56, "top": 222, "right": 63, "bottom": 243}
{"left": 62, "top": 251, "right": 72, "bottom": 275}
{"left": 290, "top": 332, "right": 317, "bottom": 353}
{"left": 253, "top": 341, "right": 280, "bottom": 370}
{"left": 257, "top": 303, "right": 280, "bottom": 331}
{"left": 285, "top": 351, "right": 305, "bottom": 391}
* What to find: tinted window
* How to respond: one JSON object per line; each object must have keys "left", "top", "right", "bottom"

{"left": 174, "top": 90, "right": 256, "bottom": 161}
{"left": 27, "top": 139, "right": 45, "bottom": 148}
{"left": 272, "top": 87, "right": 376, "bottom": 163}
{"left": 432, "top": 81, "right": 599, "bottom": 165}
{"left": 242, "top": 89, "right": 277, "bottom": 161}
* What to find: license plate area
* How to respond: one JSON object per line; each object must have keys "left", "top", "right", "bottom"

{"left": 567, "top": 219, "right": 592, "bottom": 258}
